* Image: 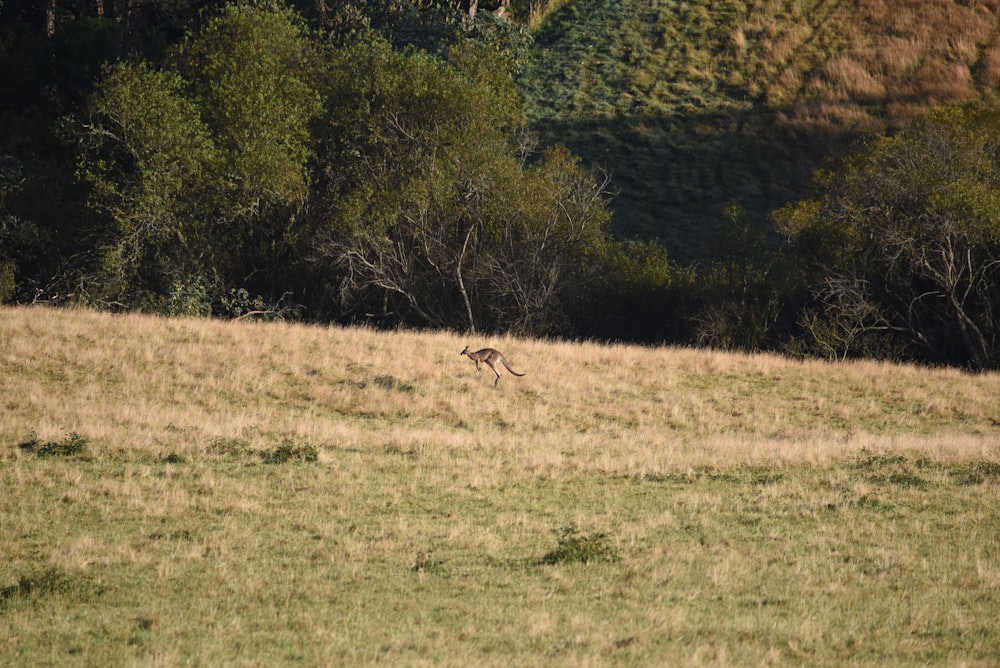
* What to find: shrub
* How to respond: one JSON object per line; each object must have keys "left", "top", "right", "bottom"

{"left": 166, "top": 277, "right": 211, "bottom": 317}
{"left": 0, "top": 568, "right": 104, "bottom": 607}
{"left": 208, "top": 437, "right": 317, "bottom": 463}
{"left": 949, "top": 461, "right": 1000, "bottom": 486}
{"left": 258, "top": 441, "right": 318, "bottom": 464}
{"left": 18, "top": 431, "right": 88, "bottom": 457}
{"left": 540, "top": 525, "right": 620, "bottom": 565}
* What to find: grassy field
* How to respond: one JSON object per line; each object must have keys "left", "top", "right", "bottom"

{"left": 2, "top": 306, "right": 999, "bottom": 665}
{"left": 519, "top": 0, "right": 1000, "bottom": 260}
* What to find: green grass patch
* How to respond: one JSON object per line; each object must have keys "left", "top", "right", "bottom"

{"left": 949, "top": 460, "right": 1000, "bottom": 486}
{"left": 0, "top": 567, "right": 106, "bottom": 608}
{"left": 3, "top": 448, "right": 998, "bottom": 665}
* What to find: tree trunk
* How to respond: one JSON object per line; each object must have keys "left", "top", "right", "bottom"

{"left": 46, "top": 0, "right": 58, "bottom": 37}
{"left": 949, "top": 287, "right": 990, "bottom": 369}
{"left": 456, "top": 223, "right": 477, "bottom": 334}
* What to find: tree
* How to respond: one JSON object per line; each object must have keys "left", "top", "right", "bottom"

{"left": 171, "top": 1, "right": 323, "bottom": 294}
{"left": 77, "top": 62, "right": 218, "bottom": 304}
{"left": 77, "top": 1, "right": 323, "bottom": 307}
{"left": 479, "top": 145, "right": 612, "bottom": 334}
{"left": 776, "top": 104, "right": 1000, "bottom": 368}
{"left": 0, "top": 155, "right": 46, "bottom": 302}
{"left": 311, "top": 35, "right": 611, "bottom": 334}
{"left": 172, "top": 1, "right": 321, "bottom": 215}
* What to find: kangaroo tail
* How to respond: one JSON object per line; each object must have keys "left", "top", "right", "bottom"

{"left": 501, "top": 357, "right": 526, "bottom": 376}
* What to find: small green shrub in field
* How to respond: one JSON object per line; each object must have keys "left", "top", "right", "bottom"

{"left": 540, "top": 525, "right": 620, "bottom": 565}
{"left": 208, "top": 437, "right": 317, "bottom": 463}
{"left": 852, "top": 450, "right": 909, "bottom": 470}
{"left": 208, "top": 437, "right": 251, "bottom": 458}
{"left": 884, "top": 471, "right": 930, "bottom": 489}
{"left": 373, "top": 374, "right": 415, "bottom": 392}
{"left": 258, "top": 441, "right": 318, "bottom": 464}
{"left": 17, "top": 431, "right": 88, "bottom": 457}
{"left": 950, "top": 461, "right": 1000, "bottom": 486}
{"left": 851, "top": 450, "right": 931, "bottom": 488}
{"left": 0, "top": 568, "right": 104, "bottom": 607}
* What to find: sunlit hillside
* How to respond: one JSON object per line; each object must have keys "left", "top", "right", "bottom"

{"left": 519, "top": 0, "right": 1000, "bottom": 260}
{"left": 2, "top": 306, "right": 999, "bottom": 664}
{"left": 3, "top": 306, "right": 997, "bottom": 470}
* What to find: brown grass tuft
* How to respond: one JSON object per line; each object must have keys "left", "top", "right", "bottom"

{"left": 819, "top": 56, "right": 886, "bottom": 101}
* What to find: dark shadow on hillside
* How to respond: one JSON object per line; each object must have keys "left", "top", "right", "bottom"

{"left": 531, "top": 105, "right": 862, "bottom": 264}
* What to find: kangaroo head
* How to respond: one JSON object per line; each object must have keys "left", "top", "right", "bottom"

{"left": 460, "top": 346, "right": 469, "bottom": 356}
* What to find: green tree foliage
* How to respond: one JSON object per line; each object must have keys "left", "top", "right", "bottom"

{"left": 69, "top": 4, "right": 621, "bottom": 335}
{"left": 311, "top": 35, "right": 612, "bottom": 334}
{"left": 478, "top": 144, "right": 614, "bottom": 334}
{"left": 171, "top": 0, "right": 323, "bottom": 296}
{"left": 77, "top": 2, "right": 322, "bottom": 307}
{"left": 172, "top": 1, "right": 321, "bottom": 212}
{"left": 577, "top": 239, "right": 694, "bottom": 342}
{"left": 78, "top": 63, "right": 218, "bottom": 303}
{"left": 0, "top": 156, "right": 37, "bottom": 302}
{"left": 317, "top": 0, "right": 463, "bottom": 50}
{"left": 776, "top": 105, "right": 1000, "bottom": 369}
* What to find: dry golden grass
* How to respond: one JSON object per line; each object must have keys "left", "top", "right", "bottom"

{"left": 742, "top": 0, "right": 1000, "bottom": 129}
{"left": 2, "top": 305, "right": 997, "bottom": 474}
{"left": 2, "top": 307, "right": 998, "bottom": 665}
{"left": 819, "top": 56, "right": 885, "bottom": 101}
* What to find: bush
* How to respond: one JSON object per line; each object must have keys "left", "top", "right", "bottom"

{"left": 540, "top": 525, "right": 619, "bottom": 565}
{"left": 776, "top": 104, "right": 1000, "bottom": 369}
{"left": 207, "top": 437, "right": 317, "bottom": 463}
{"left": 18, "top": 431, "right": 88, "bottom": 457}
{"left": 166, "top": 277, "right": 211, "bottom": 317}
{"left": 0, "top": 567, "right": 104, "bottom": 607}
{"left": 259, "top": 441, "right": 318, "bottom": 464}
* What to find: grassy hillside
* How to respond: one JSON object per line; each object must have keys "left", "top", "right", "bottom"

{"left": 2, "top": 307, "right": 999, "bottom": 664}
{"left": 518, "top": 0, "right": 1000, "bottom": 260}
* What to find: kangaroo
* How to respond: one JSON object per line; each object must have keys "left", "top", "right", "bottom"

{"left": 461, "top": 346, "right": 526, "bottom": 386}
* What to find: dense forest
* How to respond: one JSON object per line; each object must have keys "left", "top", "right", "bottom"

{"left": 1, "top": 0, "right": 998, "bottom": 369}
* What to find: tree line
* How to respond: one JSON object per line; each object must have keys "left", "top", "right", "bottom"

{"left": 1, "top": 0, "right": 998, "bottom": 368}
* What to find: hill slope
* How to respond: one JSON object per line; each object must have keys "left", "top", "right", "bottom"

{"left": 518, "top": 0, "right": 1000, "bottom": 261}
{"left": 2, "top": 306, "right": 997, "bottom": 469}
{"left": 2, "top": 307, "right": 999, "bottom": 664}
